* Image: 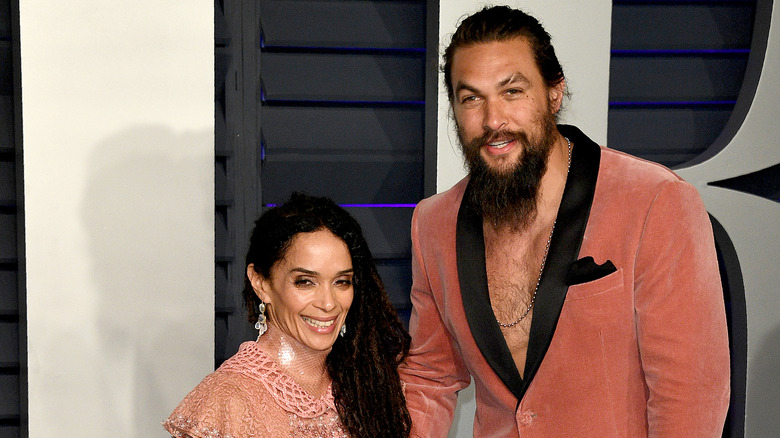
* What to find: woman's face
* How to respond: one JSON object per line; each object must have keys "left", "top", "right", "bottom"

{"left": 249, "top": 229, "right": 354, "bottom": 352}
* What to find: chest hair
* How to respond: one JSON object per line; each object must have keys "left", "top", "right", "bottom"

{"left": 484, "top": 224, "right": 552, "bottom": 376}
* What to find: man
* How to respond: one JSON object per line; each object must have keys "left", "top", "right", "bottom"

{"left": 399, "top": 5, "right": 730, "bottom": 437}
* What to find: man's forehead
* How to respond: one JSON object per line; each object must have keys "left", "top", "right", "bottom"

{"left": 450, "top": 38, "right": 541, "bottom": 85}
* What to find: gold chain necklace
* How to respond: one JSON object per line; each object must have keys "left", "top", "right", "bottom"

{"left": 496, "top": 137, "right": 572, "bottom": 328}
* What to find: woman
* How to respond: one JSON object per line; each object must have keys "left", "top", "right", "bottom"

{"left": 164, "top": 193, "right": 411, "bottom": 437}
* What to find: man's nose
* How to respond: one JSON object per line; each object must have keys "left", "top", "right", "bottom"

{"left": 483, "top": 99, "right": 508, "bottom": 132}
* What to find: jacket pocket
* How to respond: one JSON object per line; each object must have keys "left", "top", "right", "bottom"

{"left": 564, "top": 268, "right": 624, "bottom": 301}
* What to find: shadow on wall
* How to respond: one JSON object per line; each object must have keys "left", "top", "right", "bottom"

{"left": 80, "top": 125, "right": 213, "bottom": 437}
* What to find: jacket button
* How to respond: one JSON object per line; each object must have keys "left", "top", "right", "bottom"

{"left": 519, "top": 412, "right": 534, "bottom": 425}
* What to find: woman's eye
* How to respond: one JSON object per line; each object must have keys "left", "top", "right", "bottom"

{"left": 294, "top": 278, "right": 314, "bottom": 287}
{"left": 335, "top": 278, "right": 353, "bottom": 287}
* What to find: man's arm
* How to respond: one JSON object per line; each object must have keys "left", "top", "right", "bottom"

{"left": 399, "top": 205, "right": 471, "bottom": 438}
{"left": 634, "top": 180, "right": 730, "bottom": 436}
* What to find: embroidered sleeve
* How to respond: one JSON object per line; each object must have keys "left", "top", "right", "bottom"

{"left": 163, "top": 372, "right": 277, "bottom": 438}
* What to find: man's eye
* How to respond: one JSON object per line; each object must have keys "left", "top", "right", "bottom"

{"left": 460, "top": 95, "right": 478, "bottom": 104}
{"left": 506, "top": 88, "right": 523, "bottom": 95}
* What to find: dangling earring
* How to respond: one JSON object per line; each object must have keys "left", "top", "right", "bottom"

{"left": 339, "top": 324, "right": 346, "bottom": 338}
{"left": 255, "top": 302, "right": 267, "bottom": 340}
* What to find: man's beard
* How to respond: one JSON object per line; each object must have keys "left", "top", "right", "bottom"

{"left": 460, "top": 108, "right": 558, "bottom": 230}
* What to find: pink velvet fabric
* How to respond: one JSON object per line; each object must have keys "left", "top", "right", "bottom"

{"left": 399, "top": 146, "right": 730, "bottom": 437}
{"left": 163, "top": 325, "right": 348, "bottom": 437}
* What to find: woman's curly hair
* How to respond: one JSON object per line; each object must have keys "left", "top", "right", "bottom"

{"left": 243, "top": 192, "right": 411, "bottom": 437}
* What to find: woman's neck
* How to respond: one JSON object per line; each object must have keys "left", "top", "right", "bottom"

{"left": 256, "top": 323, "right": 331, "bottom": 398}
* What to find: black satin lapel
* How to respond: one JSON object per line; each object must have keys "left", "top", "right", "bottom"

{"left": 520, "top": 125, "right": 601, "bottom": 398}
{"left": 457, "top": 182, "right": 524, "bottom": 399}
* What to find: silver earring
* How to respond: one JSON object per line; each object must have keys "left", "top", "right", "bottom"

{"left": 255, "top": 302, "right": 267, "bottom": 339}
{"left": 339, "top": 324, "right": 346, "bottom": 337}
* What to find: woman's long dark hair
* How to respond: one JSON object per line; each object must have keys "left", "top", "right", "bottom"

{"left": 243, "top": 192, "right": 411, "bottom": 437}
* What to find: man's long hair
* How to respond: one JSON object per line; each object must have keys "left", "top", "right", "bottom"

{"left": 243, "top": 193, "right": 412, "bottom": 437}
{"left": 442, "top": 5, "right": 565, "bottom": 103}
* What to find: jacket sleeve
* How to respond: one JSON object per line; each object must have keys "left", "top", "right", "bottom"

{"left": 399, "top": 203, "right": 472, "bottom": 438}
{"left": 634, "top": 180, "right": 730, "bottom": 437}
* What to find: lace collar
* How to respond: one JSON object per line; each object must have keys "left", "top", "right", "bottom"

{"left": 218, "top": 341, "right": 337, "bottom": 418}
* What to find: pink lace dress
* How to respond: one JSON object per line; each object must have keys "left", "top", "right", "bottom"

{"left": 163, "top": 326, "right": 348, "bottom": 437}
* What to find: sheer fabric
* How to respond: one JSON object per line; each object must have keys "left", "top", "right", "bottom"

{"left": 163, "top": 326, "right": 348, "bottom": 437}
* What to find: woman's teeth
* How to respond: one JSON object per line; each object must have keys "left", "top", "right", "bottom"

{"left": 302, "top": 316, "right": 335, "bottom": 328}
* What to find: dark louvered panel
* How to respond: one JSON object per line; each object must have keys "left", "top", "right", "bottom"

{"left": 341, "top": 207, "right": 414, "bottom": 259}
{"left": 260, "top": 51, "right": 425, "bottom": 102}
{"left": 611, "top": 2, "right": 755, "bottom": 50}
{"left": 608, "top": 1, "right": 756, "bottom": 168}
{"left": 610, "top": 54, "right": 748, "bottom": 102}
{"left": 259, "top": 0, "right": 425, "bottom": 49}
{"left": 0, "top": 320, "right": 18, "bottom": 365}
{"left": 262, "top": 155, "right": 422, "bottom": 204}
{"left": 0, "top": 271, "right": 17, "bottom": 314}
{"left": 377, "top": 259, "right": 413, "bottom": 318}
{"left": 0, "top": 98, "right": 10, "bottom": 153}
{"left": 0, "top": 214, "right": 15, "bottom": 260}
{"left": 215, "top": 0, "right": 429, "bottom": 364}
{"left": 261, "top": 106, "right": 424, "bottom": 153}
{"left": 608, "top": 105, "right": 733, "bottom": 163}
{"left": 0, "top": 0, "right": 9, "bottom": 36}
{"left": 256, "top": 1, "right": 427, "bottom": 325}
{"left": 0, "top": 160, "right": 13, "bottom": 202}
{"left": 0, "top": 374, "right": 20, "bottom": 429}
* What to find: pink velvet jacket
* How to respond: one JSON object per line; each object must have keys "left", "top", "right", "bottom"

{"left": 399, "top": 125, "right": 730, "bottom": 437}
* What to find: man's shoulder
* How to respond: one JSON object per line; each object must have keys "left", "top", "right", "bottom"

{"left": 598, "top": 146, "right": 686, "bottom": 188}
{"left": 416, "top": 176, "right": 469, "bottom": 218}
{"left": 561, "top": 124, "right": 686, "bottom": 188}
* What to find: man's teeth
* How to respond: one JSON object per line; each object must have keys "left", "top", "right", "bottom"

{"left": 488, "top": 140, "right": 511, "bottom": 148}
{"left": 302, "top": 316, "right": 335, "bottom": 328}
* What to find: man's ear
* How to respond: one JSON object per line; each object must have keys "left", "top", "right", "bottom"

{"left": 548, "top": 79, "right": 566, "bottom": 113}
{"left": 247, "top": 264, "right": 272, "bottom": 304}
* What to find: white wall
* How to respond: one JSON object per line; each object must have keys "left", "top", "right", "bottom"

{"left": 19, "top": 1, "right": 214, "bottom": 436}
{"left": 436, "top": 2, "right": 613, "bottom": 436}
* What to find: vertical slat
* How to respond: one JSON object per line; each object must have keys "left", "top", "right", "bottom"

{"left": 0, "top": 0, "right": 24, "bottom": 435}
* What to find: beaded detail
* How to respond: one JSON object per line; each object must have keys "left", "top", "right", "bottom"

{"left": 163, "top": 342, "right": 348, "bottom": 437}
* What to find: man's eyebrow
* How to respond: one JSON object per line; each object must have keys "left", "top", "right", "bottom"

{"left": 499, "top": 72, "right": 531, "bottom": 88}
{"left": 454, "top": 81, "right": 479, "bottom": 95}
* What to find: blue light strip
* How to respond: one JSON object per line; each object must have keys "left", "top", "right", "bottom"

{"left": 265, "top": 203, "right": 417, "bottom": 208}
{"left": 261, "top": 44, "right": 426, "bottom": 54}
{"left": 610, "top": 100, "right": 736, "bottom": 107}
{"left": 340, "top": 203, "right": 417, "bottom": 208}
{"left": 261, "top": 98, "right": 425, "bottom": 106}
{"left": 612, "top": 49, "right": 750, "bottom": 55}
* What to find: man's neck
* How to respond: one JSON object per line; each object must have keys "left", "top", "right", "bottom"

{"left": 535, "top": 132, "right": 571, "bottom": 226}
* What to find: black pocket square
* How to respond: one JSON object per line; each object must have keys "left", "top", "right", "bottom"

{"left": 566, "top": 256, "right": 617, "bottom": 286}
